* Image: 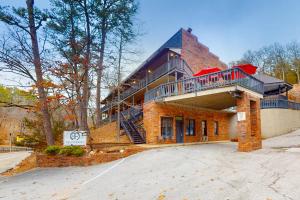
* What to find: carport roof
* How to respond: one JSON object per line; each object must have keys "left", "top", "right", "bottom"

{"left": 253, "top": 73, "right": 293, "bottom": 95}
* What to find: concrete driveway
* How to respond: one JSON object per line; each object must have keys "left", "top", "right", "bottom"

{"left": 1, "top": 130, "right": 300, "bottom": 200}
{"left": 0, "top": 151, "right": 31, "bottom": 174}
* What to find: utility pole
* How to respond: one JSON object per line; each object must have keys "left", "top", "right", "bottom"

{"left": 9, "top": 133, "right": 12, "bottom": 152}
{"left": 116, "top": 35, "right": 123, "bottom": 142}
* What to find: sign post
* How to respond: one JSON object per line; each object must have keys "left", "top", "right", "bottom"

{"left": 63, "top": 131, "right": 87, "bottom": 146}
{"left": 9, "top": 133, "right": 12, "bottom": 152}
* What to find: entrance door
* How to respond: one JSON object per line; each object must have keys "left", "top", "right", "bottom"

{"left": 201, "top": 120, "right": 207, "bottom": 141}
{"left": 176, "top": 117, "right": 184, "bottom": 143}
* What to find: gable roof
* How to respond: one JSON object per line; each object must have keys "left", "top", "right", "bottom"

{"left": 103, "top": 29, "right": 185, "bottom": 102}
{"left": 122, "top": 28, "right": 184, "bottom": 83}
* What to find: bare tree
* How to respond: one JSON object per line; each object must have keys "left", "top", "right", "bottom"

{"left": 287, "top": 41, "right": 300, "bottom": 83}
{"left": 93, "top": 0, "right": 139, "bottom": 128}
{"left": 268, "top": 43, "right": 289, "bottom": 81}
{"left": 0, "top": 0, "right": 54, "bottom": 145}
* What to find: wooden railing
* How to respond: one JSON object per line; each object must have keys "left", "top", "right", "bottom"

{"left": 120, "top": 58, "right": 189, "bottom": 100}
{"left": 101, "top": 105, "right": 142, "bottom": 123}
{"left": 261, "top": 99, "right": 300, "bottom": 110}
{"left": 144, "top": 68, "right": 264, "bottom": 102}
{"left": 120, "top": 107, "right": 145, "bottom": 144}
{"left": 101, "top": 58, "right": 192, "bottom": 112}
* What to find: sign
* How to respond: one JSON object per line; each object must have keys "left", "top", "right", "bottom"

{"left": 237, "top": 112, "right": 246, "bottom": 121}
{"left": 16, "top": 136, "right": 24, "bottom": 142}
{"left": 63, "top": 131, "right": 87, "bottom": 146}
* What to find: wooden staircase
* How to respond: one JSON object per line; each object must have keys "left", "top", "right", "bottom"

{"left": 120, "top": 107, "right": 146, "bottom": 144}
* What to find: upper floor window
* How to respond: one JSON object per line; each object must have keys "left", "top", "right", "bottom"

{"left": 161, "top": 117, "right": 173, "bottom": 139}
{"left": 186, "top": 119, "right": 195, "bottom": 136}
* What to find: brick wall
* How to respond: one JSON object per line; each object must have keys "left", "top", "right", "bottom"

{"left": 181, "top": 29, "right": 227, "bottom": 73}
{"left": 236, "top": 92, "right": 262, "bottom": 152}
{"left": 90, "top": 122, "right": 130, "bottom": 144}
{"left": 143, "top": 102, "right": 231, "bottom": 144}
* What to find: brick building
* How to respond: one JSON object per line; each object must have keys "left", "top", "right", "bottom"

{"left": 99, "top": 28, "right": 296, "bottom": 152}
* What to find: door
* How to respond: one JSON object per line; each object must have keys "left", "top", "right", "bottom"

{"left": 201, "top": 120, "right": 207, "bottom": 141}
{"left": 176, "top": 116, "right": 184, "bottom": 143}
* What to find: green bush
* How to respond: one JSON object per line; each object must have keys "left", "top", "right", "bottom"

{"left": 44, "top": 146, "right": 61, "bottom": 155}
{"left": 59, "top": 146, "right": 85, "bottom": 157}
{"left": 71, "top": 147, "right": 85, "bottom": 157}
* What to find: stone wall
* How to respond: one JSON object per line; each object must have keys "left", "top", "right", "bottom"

{"left": 143, "top": 102, "right": 231, "bottom": 144}
{"left": 181, "top": 29, "right": 227, "bottom": 73}
{"left": 90, "top": 121, "right": 130, "bottom": 144}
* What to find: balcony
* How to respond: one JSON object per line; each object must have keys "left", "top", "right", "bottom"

{"left": 261, "top": 98, "right": 300, "bottom": 110}
{"left": 101, "top": 58, "right": 192, "bottom": 112}
{"left": 120, "top": 58, "right": 191, "bottom": 100}
{"left": 144, "top": 68, "right": 264, "bottom": 103}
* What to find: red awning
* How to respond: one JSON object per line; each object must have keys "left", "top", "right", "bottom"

{"left": 232, "top": 64, "right": 257, "bottom": 75}
{"left": 193, "top": 67, "right": 221, "bottom": 77}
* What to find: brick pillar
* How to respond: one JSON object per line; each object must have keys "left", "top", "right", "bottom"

{"left": 236, "top": 92, "right": 262, "bottom": 152}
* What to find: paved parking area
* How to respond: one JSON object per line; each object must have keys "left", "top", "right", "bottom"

{"left": 1, "top": 130, "right": 300, "bottom": 200}
{"left": 0, "top": 151, "right": 31, "bottom": 174}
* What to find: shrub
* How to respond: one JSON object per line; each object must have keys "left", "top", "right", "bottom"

{"left": 71, "top": 147, "right": 85, "bottom": 157}
{"left": 59, "top": 146, "right": 85, "bottom": 157}
{"left": 44, "top": 146, "right": 61, "bottom": 155}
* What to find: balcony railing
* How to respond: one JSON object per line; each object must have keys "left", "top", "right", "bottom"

{"left": 101, "top": 101, "right": 117, "bottom": 113}
{"left": 120, "top": 58, "right": 189, "bottom": 100}
{"left": 144, "top": 68, "right": 264, "bottom": 102}
{"left": 261, "top": 99, "right": 300, "bottom": 110}
{"left": 101, "top": 58, "right": 192, "bottom": 112}
{"left": 101, "top": 105, "right": 143, "bottom": 123}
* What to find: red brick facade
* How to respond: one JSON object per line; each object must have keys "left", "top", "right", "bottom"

{"left": 143, "top": 91, "right": 262, "bottom": 152}
{"left": 181, "top": 29, "right": 227, "bottom": 73}
{"left": 236, "top": 92, "right": 262, "bottom": 152}
{"left": 143, "top": 102, "right": 231, "bottom": 144}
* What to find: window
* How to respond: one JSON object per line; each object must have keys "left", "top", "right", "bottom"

{"left": 186, "top": 119, "right": 195, "bottom": 136}
{"left": 214, "top": 121, "right": 219, "bottom": 135}
{"left": 161, "top": 117, "right": 173, "bottom": 139}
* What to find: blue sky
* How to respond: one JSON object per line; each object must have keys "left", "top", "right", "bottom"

{"left": 1, "top": 0, "right": 300, "bottom": 84}
{"left": 2, "top": 0, "right": 300, "bottom": 64}
{"left": 137, "top": 0, "right": 300, "bottom": 64}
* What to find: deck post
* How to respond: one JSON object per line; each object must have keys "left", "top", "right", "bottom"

{"left": 132, "top": 95, "right": 135, "bottom": 106}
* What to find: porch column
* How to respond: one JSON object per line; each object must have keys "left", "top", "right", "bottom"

{"left": 109, "top": 101, "right": 112, "bottom": 122}
{"left": 236, "top": 92, "right": 262, "bottom": 152}
{"left": 132, "top": 95, "right": 135, "bottom": 106}
{"left": 167, "top": 52, "right": 170, "bottom": 83}
{"left": 146, "top": 71, "right": 148, "bottom": 92}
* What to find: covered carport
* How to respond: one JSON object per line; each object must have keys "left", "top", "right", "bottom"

{"left": 158, "top": 85, "right": 263, "bottom": 152}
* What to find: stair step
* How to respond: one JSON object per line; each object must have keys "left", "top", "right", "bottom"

{"left": 120, "top": 110, "right": 145, "bottom": 144}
